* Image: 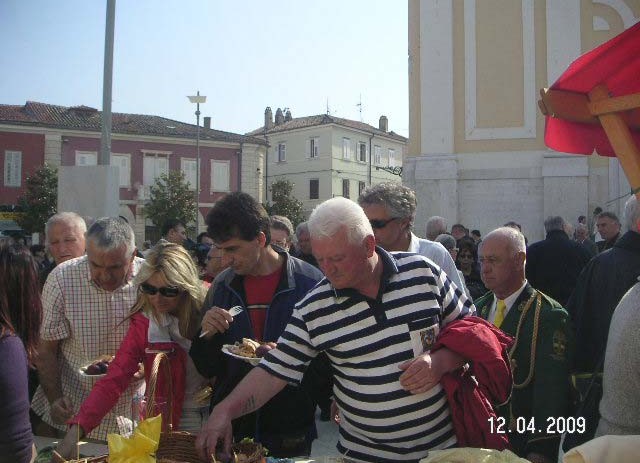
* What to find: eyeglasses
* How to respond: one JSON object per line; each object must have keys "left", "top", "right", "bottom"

{"left": 369, "top": 217, "right": 398, "bottom": 229}
{"left": 140, "top": 282, "right": 182, "bottom": 297}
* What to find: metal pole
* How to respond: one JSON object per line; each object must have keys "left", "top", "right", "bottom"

{"left": 100, "top": 0, "right": 115, "bottom": 165}
{"left": 195, "top": 91, "right": 201, "bottom": 237}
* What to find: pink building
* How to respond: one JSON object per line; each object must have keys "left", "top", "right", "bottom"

{"left": 0, "top": 101, "right": 266, "bottom": 242}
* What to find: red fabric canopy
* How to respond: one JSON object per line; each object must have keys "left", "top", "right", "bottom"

{"left": 544, "top": 21, "right": 640, "bottom": 157}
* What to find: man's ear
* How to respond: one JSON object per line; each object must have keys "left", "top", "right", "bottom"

{"left": 364, "top": 234, "right": 376, "bottom": 257}
{"left": 515, "top": 251, "right": 526, "bottom": 266}
{"left": 256, "top": 231, "right": 267, "bottom": 248}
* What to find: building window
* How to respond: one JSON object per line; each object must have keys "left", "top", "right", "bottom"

{"left": 308, "top": 137, "right": 319, "bottom": 158}
{"left": 374, "top": 145, "right": 381, "bottom": 165}
{"left": 388, "top": 149, "right": 396, "bottom": 167}
{"left": 357, "top": 142, "right": 367, "bottom": 162}
{"left": 359, "top": 181, "right": 366, "bottom": 195}
{"left": 277, "top": 143, "right": 286, "bottom": 162}
{"left": 342, "top": 179, "right": 350, "bottom": 198}
{"left": 4, "top": 151, "right": 21, "bottom": 187}
{"left": 342, "top": 138, "right": 351, "bottom": 160}
{"left": 309, "top": 178, "right": 319, "bottom": 199}
{"left": 75, "top": 151, "right": 97, "bottom": 166}
{"left": 143, "top": 155, "right": 169, "bottom": 186}
{"left": 211, "top": 160, "right": 230, "bottom": 192}
{"left": 111, "top": 153, "right": 131, "bottom": 188}
{"left": 181, "top": 158, "right": 197, "bottom": 190}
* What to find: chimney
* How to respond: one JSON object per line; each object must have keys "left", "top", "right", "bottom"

{"left": 275, "top": 107, "right": 285, "bottom": 125}
{"left": 379, "top": 115, "right": 388, "bottom": 132}
{"left": 264, "top": 107, "right": 274, "bottom": 130}
{"left": 203, "top": 116, "right": 211, "bottom": 129}
{"left": 284, "top": 109, "right": 292, "bottom": 122}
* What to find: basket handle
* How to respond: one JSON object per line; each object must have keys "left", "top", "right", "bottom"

{"left": 145, "top": 352, "right": 173, "bottom": 430}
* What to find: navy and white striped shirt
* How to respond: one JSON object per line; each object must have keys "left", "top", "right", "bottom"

{"left": 259, "top": 248, "right": 475, "bottom": 462}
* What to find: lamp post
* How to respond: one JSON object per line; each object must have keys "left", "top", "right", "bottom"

{"left": 187, "top": 91, "right": 206, "bottom": 237}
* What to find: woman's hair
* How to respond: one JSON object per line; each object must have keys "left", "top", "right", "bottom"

{"left": 456, "top": 237, "right": 478, "bottom": 263}
{"left": 130, "top": 242, "right": 205, "bottom": 339}
{"left": 0, "top": 242, "right": 43, "bottom": 365}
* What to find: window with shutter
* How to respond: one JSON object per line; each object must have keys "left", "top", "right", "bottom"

{"left": 374, "top": 146, "right": 382, "bottom": 165}
{"left": 358, "top": 142, "right": 367, "bottom": 162}
{"left": 342, "top": 138, "right": 351, "bottom": 160}
{"left": 342, "top": 179, "right": 350, "bottom": 198}
{"left": 4, "top": 151, "right": 22, "bottom": 187}
{"left": 211, "top": 160, "right": 230, "bottom": 192}
{"left": 310, "top": 137, "right": 319, "bottom": 158}
{"left": 359, "top": 181, "right": 366, "bottom": 195}
{"left": 111, "top": 154, "right": 131, "bottom": 187}
{"left": 181, "top": 158, "right": 197, "bottom": 190}
{"left": 278, "top": 143, "right": 286, "bottom": 162}
{"left": 388, "top": 149, "right": 396, "bottom": 167}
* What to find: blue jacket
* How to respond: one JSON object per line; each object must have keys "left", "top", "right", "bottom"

{"left": 190, "top": 250, "right": 323, "bottom": 452}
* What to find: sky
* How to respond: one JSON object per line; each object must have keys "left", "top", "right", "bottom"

{"left": 0, "top": 1, "right": 409, "bottom": 137}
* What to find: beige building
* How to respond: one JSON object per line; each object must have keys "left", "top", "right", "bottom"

{"left": 407, "top": 0, "right": 638, "bottom": 241}
{"left": 249, "top": 107, "right": 407, "bottom": 216}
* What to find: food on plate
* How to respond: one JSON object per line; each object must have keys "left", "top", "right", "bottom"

{"left": 255, "top": 342, "right": 276, "bottom": 358}
{"left": 83, "top": 354, "right": 114, "bottom": 375}
{"left": 227, "top": 338, "right": 261, "bottom": 358}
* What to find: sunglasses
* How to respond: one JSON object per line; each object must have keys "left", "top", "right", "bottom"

{"left": 369, "top": 217, "right": 398, "bottom": 229}
{"left": 140, "top": 282, "right": 182, "bottom": 298}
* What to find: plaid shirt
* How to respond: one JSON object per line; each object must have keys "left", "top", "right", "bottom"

{"left": 31, "top": 255, "right": 145, "bottom": 440}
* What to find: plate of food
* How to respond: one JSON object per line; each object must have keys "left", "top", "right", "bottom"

{"left": 79, "top": 354, "right": 114, "bottom": 377}
{"left": 222, "top": 338, "right": 275, "bottom": 366}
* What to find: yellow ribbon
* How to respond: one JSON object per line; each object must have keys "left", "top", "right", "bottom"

{"left": 107, "top": 414, "right": 162, "bottom": 463}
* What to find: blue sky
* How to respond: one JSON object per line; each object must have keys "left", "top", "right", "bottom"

{"left": 0, "top": 1, "right": 409, "bottom": 136}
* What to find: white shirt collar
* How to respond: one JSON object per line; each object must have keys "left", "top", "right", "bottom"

{"left": 146, "top": 311, "right": 191, "bottom": 351}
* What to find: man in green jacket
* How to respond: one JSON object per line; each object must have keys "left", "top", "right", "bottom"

{"left": 475, "top": 227, "right": 572, "bottom": 463}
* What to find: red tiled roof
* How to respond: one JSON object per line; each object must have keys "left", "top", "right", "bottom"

{"left": 0, "top": 101, "right": 267, "bottom": 146}
{"left": 246, "top": 114, "right": 407, "bottom": 142}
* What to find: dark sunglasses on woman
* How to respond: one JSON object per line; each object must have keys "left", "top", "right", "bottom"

{"left": 140, "top": 282, "right": 182, "bottom": 297}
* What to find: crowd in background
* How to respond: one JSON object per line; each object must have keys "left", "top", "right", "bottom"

{"left": 1, "top": 183, "right": 638, "bottom": 463}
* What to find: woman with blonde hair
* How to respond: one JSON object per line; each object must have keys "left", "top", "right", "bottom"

{"left": 55, "top": 242, "right": 209, "bottom": 458}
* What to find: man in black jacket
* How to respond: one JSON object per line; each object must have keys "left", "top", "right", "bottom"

{"left": 567, "top": 195, "right": 640, "bottom": 373}
{"left": 525, "top": 216, "right": 592, "bottom": 306}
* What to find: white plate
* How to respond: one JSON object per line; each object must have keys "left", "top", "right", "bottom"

{"left": 221, "top": 345, "right": 261, "bottom": 366}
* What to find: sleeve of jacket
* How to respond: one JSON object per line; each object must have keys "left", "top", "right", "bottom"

{"left": 70, "top": 315, "right": 146, "bottom": 434}
{"left": 525, "top": 304, "right": 573, "bottom": 458}
{"left": 189, "top": 284, "right": 227, "bottom": 379}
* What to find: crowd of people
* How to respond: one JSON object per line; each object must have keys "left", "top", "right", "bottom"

{"left": 0, "top": 182, "right": 638, "bottom": 463}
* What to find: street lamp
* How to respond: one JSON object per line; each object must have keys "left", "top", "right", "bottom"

{"left": 187, "top": 91, "right": 206, "bottom": 237}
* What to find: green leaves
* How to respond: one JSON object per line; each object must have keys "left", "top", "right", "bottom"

{"left": 16, "top": 164, "right": 58, "bottom": 234}
{"left": 144, "top": 170, "right": 196, "bottom": 231}
{"left": 264, "top": 179, "right": 304, "bottom": 227}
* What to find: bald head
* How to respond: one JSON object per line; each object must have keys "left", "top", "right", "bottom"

{"left": 479, "top": 227, "right": 526, "bottom": 299}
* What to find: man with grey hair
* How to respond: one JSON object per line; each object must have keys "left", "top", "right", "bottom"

{"left": 197, "top": 197, "right": 477, "bottom": 462}
{"left": 426, "top": 215, "right": 447, "bottom": 241}
{"left": 269, "top": 215, "right": 294, "bottom": 251}
{"left": 292, "top": 221, "right": 318, "bottom": 267}
{"left": 32, "top": 217, "right": 145, "bottom": 440}
{"left": 40, "top": 212, "right": 88, "bottom": 284}
{"left": 476, "top": 227, "right": 571, "bottom": 462}
{"left": 525, "top": 215, "right": 592, "bottom": 306}
{"left": 357, "top": 182, "right": 465, "bottom": 291}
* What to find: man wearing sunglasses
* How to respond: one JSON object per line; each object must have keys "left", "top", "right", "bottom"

{"left": 190, "top": 192, "right": 324, "bottom": 457}
{"left": 357, "top": 182, "right": 465, "bottom": 293}
{"left": 32, "top": 217, "right": 145, "bottom": 441}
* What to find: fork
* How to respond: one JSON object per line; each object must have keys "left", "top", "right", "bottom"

{"left": 199, "top": 305, "right": 243, "bottom": 338}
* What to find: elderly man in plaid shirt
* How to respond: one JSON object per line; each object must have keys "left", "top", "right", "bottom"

{"left": 32, "top": 217, "right": 145, "bottom": 440}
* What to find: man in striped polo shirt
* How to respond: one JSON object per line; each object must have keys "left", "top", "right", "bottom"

{"left": 196, "top": 197, "right": 475, "bottom": 463}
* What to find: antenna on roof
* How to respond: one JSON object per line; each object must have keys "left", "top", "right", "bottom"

{"left": 356, "top": 94, "right": 363, "bottom": 122}
{"left": 326, "top": 98, "right": 330, "bottom": 115}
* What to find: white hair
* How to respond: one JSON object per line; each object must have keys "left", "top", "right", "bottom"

{"left": 45, "top": 212, "right": 87, "bottom": 245}
{"left": 308, "top": 197, "right": 373, "bottom": 245}
{"left": 484, "top": 226, "right": 526, "bottom": 254}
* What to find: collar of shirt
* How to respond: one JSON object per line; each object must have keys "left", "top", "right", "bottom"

{"left": 408, "top": 232, "right": 420, "bottom": 253}
{"left": 146, "top": 310, "right": 191, "bottom": 351}
{"left": 489, "top": 279, "right": 528, "bottom": 322}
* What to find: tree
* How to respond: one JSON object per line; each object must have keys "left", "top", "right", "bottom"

{"left": 265, "top": 179, "right": 304, "bottom": 226}
{"left": 144, "top": 170, "right": 195, "bottom": 232}
{"left": 17, "top": 164, "right": 58, "bottom": 234}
